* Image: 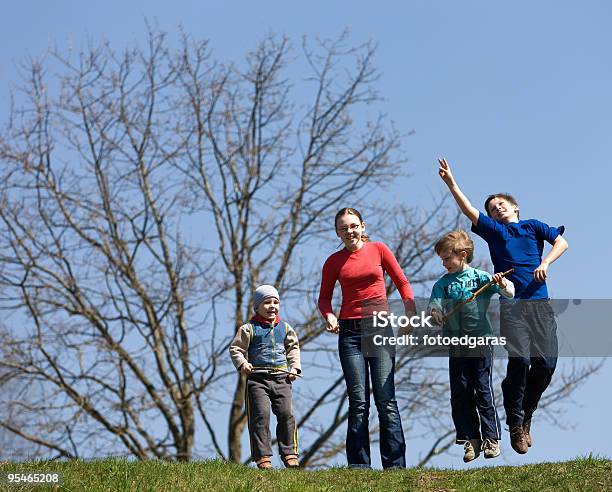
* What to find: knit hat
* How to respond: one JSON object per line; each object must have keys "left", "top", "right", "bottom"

{"left": 253, "top": 285, "right": 280, "bottom": 310}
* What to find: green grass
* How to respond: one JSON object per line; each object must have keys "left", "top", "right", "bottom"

{"left": 1, "top": 455, "right": 610, "bottom": 491}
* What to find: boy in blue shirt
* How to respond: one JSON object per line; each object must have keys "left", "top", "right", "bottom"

{"left": 438, "top": 158, "right": 568, "bottom": 454}
{"left": 429, "top": 230, "right": 515, "bottom": 462}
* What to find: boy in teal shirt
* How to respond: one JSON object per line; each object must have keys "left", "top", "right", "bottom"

{"left": 429, "top": 230, "right": 514, "bottom": 462}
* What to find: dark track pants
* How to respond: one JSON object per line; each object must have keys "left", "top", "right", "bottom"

{"left": 246, "top": 373, "right": 298, "bottom": 460}
{"left": 449, "top": 346, "right": 501, "bottom": 442}
{"left": 500, "top": 300, "right": 558, "bottom": 428}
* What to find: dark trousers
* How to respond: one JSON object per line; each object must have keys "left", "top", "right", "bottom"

{"left": 338, "top": 318, "right": 406, "bottom": 469}
{"left": 449, "top": 346, "right": 501, "bottom": 443}
{"left": 246, "top": 373, "right": 298, "bottom": 460}
{"left": 500, "top": 300, "right": 558, "bottom": 428}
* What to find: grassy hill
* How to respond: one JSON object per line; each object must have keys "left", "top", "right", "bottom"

{"left": 1, "top": 456, "right": 610, "bottom": 491}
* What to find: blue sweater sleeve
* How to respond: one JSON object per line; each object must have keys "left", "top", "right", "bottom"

{"left": 471, "top": 212, "right": 503, "bottom": 242}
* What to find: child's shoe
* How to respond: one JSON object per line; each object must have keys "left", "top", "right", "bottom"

{"left": 256, "top": 456, "right": 273, "bottom": 469}
{"left": 510, "top": 426, "right": 528, "bottom": 454}
{"left": 482, "top": 438, "right": 501, "bottom": 459}
{"left": 282, "top": 454, "right": 299, "bottom": 468}
{"left": 463, "top": 439, "right": 481, "bottom": 463}
{"left": 523, "top": 419, "right": 532, "bottom": 447}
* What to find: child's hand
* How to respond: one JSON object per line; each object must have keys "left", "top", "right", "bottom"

{"left": 326, "top": 313, "right": 339, "bottom": 334}
{"left": 438, "top": 158, "right": 456, "bottom": 186}
{"left": 492, "top": 272, "right": 507, "bottom": 287}
{"left": 398, "top": 324, "right": 413, "bottom": 336}
{"left": 241, "top": 363, "right": 253, "bottom": 376}
{"left": 533, "top": 261, "right": 549, "bottom": 282}
{"left": 287, "top": 369, "right": 299, "bottom": 382}
{"left": 403, "top": 298, "right": 417, "bottom": 318}
{"left": 430, "top": 309, "right": 444, "bottom": 326}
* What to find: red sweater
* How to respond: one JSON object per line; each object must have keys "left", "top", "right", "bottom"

{"left": 318, "top": 241, "right": 414, "bottom": 319}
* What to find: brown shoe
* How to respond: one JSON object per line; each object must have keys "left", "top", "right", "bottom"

{"left": 523, "top": 420, "right": 532, "bottom": 447}
{"left": 256, "top": 456, "right": 273, "bottom": 469}
{"left": 282, "top": 454, "right": 299, "bottom": 468}
{"left": 510, "top": 426, "right": 528, "bottom": 454}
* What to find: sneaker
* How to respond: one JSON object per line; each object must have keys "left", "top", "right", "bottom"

{"left": 463, "top": 439, "right": 481, "bottom": 463}
{"left": 482, "top": 438, "right": 501, "bottom": 459}
{"left": 510, "top": 426, "right": 528, "bottom": 454}
{"left": 523, "top": 419, "right": 532, "bottom": 447}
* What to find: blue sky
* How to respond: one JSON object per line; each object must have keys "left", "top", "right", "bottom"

{"left": 2, "top": 0, "right": 610, "bottom": 468}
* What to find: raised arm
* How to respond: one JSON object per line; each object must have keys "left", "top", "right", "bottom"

{"left": 438, "top": 158, "right": 479, "bottom": 226}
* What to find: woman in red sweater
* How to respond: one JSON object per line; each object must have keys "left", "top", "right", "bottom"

{"left": 318, "top": 207, "right": 415, "bottom": 469}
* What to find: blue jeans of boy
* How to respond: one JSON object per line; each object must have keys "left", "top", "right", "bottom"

{"left": 338, "top": 319, "right": 406, "bottom": 469}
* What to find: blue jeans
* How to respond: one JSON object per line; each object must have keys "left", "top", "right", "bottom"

{"left": 338, "top": 318, "right": 406, "bottom": 469}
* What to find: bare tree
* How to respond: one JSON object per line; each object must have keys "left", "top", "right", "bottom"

{"left": 0, "top": 28, "right": 599, "bottom": 465}
{"left": 0, "top": 362, "right": 37, "bottom": 460}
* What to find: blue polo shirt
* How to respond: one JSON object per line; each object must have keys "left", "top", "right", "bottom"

{"left": 471, "top": 212, "right": 564, "bottom": 299}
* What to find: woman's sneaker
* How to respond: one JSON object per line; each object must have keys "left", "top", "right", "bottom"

{"left": 463, "top": 439, "right": 481, "bottom": 463}
{"left": 482, "top": 438, "right": 501, "bottom": 459}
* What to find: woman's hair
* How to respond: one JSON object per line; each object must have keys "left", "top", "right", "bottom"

{"left": 334, "top": 207, "right": 369, "bottom": 242}
{"left": 484, "top": 193, "right": 520, "bottom": 219}
{"left": 434, "top": 230, "right": 474, "bottom": 263}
